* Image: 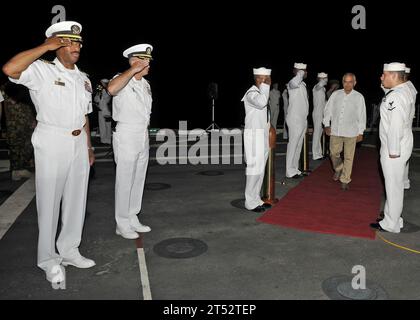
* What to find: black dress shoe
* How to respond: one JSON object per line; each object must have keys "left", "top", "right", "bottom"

{"left": 249, "top": 205, "right": 265, "bottom": 213}
{"left": 290, "top": 174, "right": 304, "bottom": 179}
{"left": 370, "top": 222, "right": 388, "bottom": 232}
{"left": 262, "top": 203, "right": 272, "bottom": 209}
{"left": 341, "top": 183, "right": 349, "bottom": 191}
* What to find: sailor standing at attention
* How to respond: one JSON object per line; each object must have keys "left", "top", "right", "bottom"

{"left": 370, "top": 63, "right": 414, "bottom": 233}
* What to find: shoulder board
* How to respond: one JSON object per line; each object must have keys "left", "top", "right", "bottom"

{"left": 39, "top": 59, "right": 55, "bottom": 65}
{"left": 247, "top": 89, "right": 260, "bottom": 95}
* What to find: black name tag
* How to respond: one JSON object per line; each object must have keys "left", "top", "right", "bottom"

{"left": 54, "top": 80, "right": 65, "bottom": 86}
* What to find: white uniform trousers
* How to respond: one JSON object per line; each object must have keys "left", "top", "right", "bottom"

{"left": 270, "top": 106, "right": 279, "bottom": 129}
{"left": 113, "top": 123, "right": 149, "bottom": 231}
{"left": 379, "top": 155, "right": 406, "bottom": 233}
{"left": 283, "top": 121, "right": 288, "bottom": 140}
{"left": 285, "top": 119, "right": 307, "bottom": 177}
{"left": 98, "top": 111, "right": 112, "bottom": 144}
{"left": 32, "top": 123, "right": 90, "bottom": 272}
{"left": 312, "top": 114, "right": 323, "bottom": 160}
{"left": 404, "top": 161, "right": 410, "bottom": 189}
{"left": 244, "top": 126, "right": 269, "bottom": 210}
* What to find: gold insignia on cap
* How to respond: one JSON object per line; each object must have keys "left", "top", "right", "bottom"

{"left": 146, "top": 47, "right": 152, "bottom": 55}
{"left": 71, "top": 25, "right": 81, "bottom": 34}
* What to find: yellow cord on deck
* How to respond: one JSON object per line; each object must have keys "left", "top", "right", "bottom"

{"left": 376, "top": 232, "right": 420, "bottom": 254}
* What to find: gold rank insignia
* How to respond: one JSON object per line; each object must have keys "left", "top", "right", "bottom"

{"left": 40, "top": 59, "right": 55, "bottom": 65}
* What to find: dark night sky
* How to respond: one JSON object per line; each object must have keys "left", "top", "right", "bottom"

{"left": 1, "top": 0, "right": 418, "bottom": 129}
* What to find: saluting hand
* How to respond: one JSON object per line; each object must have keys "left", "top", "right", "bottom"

{"left": 43, "top": 36, "right": 71, "bottom": 51}
{"left": 130, "top": 59, "right": 150, "bottom": 74}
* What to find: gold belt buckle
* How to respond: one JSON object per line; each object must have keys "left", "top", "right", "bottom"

{"left": 72, "top": 129, "right": 81, "bottom": 136}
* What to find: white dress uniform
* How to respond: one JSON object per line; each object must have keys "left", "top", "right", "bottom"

{"left": 242, "top": 68, "right": 271, "bottom": 210}
{"left": 286, "top": 64, "right": 309, "bottom": 177}
{"left": 112, "top": 69, "right": 152, "bottom": 233}
{"left": 97, "top": 86, "right": 112, "bottom": 144}
{"left": 379, "top": 63, "right": 414, "bottom": 233}
{"left": 312, "top": 74, "right": 328, "bottom": 160}
{"left": 9, "top": 56, "right": 93, "bottom": 271}
{"left": 269, "top": 86, "right": 281, "bottom": 129}
{"left": 402, "top": 79, "right": 417, "bottom": 189}
{"left": 281, "top": 87, "right": 289, "bottom": 139}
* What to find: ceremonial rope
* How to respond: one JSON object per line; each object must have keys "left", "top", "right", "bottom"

{"left": 376, "top": 232, "right": 420, "bottom": 255}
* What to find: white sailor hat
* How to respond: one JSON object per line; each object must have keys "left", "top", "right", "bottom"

{"left": 405, "top": 67, "right": 411, "bottom": 74}
{"left": 317, "top": 72, "right": 328, "bottom": 78}
{"left": 294, "top": 63, "right": 307, "bottom": 70}
{"left": 383, "top": 62, "right": 406, "bottom": 72}
{"left": 253, "top": 67, "right": 271, "bottom": 76}
{"left": 123, "top": 44, "right": 153, "bottom": 59}
{"left": 45, "top": 21, "right": 82, "bottom": 42}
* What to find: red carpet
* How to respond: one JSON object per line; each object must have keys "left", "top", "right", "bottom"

{"left": 258, "top": 148, "right": 382, "bottom": 239}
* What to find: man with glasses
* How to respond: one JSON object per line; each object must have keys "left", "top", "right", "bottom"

{"left": 2, "top": 21, "right": 96, "bottom": 284}
{"left": 107, "top": 44, "right": 153, "bottom": 239}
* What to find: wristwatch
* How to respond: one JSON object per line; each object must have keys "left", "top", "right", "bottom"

{"left": 88, "top": 147, "right": 95, "bottom": 151}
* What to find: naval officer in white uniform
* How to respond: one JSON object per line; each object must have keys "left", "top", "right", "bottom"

{"left": 370, "top": 63, "right": 414, "bottom": 233}
{"left": 285, "top": 63, "right": 309, "bottom": 178}
{"left": 312, "top": 72, "right": 328, "bottom": 160}
{"left": 107, "top": 44, "right": 153, "bottom": 239}
{"left": 242, "top": 67, "right": 272, "bottom": 212}
{"left": 2, "top": 21, "right": 96, "bottom": 283}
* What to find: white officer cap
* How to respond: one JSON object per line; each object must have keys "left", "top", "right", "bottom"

{"left": 405, "top": 67, "right": 411, "bottom": 74}
{"left": 383, "top": 62, "right": 406, "bottom": 72}
{"left": 123, "top": 44, "right": 153, "bottom": 59}
{"left": 45, "top": 21, "right": 83, "bottom": 42}
{"left": 253, "top": 67, "right": 271, "bottom": 76}
{"left": 317, "top": 72, "right": 328, "bottom": 78}
{"left": 294, "top": 63, "right": 307, "bottom": 70}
